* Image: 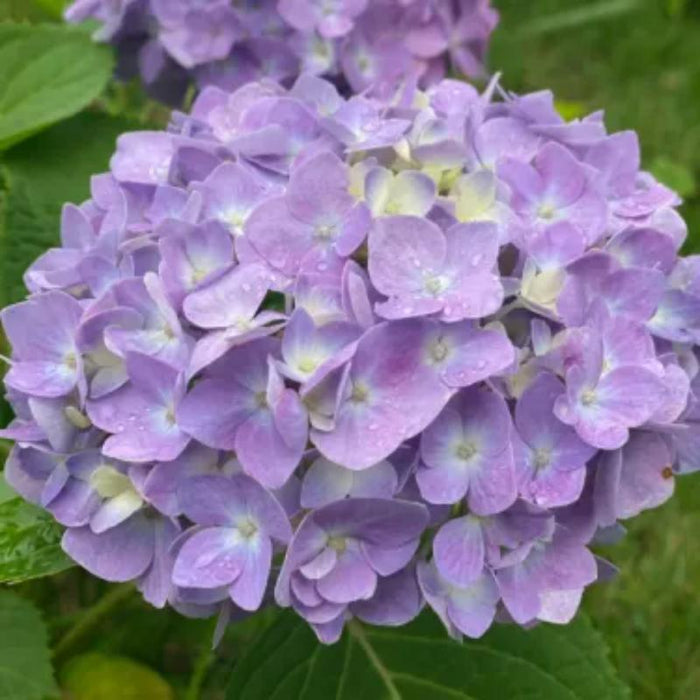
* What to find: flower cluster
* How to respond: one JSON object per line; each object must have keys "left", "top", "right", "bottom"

{"left": 3, "top": 71, "right": 699, "bottom": 645}
{"left": 65, "top": 0, "right": 498, "bottom": 104}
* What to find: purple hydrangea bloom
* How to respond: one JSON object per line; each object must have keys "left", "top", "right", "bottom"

{"left": 2, "top": 71, "right": 700, "bottom": 646}
{"left": 65, "top": 0, "right": 499, "bottom": 105}
{"left": 172, "top": 474, "right": 291, "bottom": 611}
{"left": 275, "top": 498, "right": 427, "bottom": 642}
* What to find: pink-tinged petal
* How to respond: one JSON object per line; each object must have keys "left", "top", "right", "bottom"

{"left": 244, "top": 196, "right": 314, "bottom": 278}
{"left": 62, "top": 514, "right": 154, "bottom": 582}
{"left": 236, "top": 405, "right": 305, "bottom": 489}
{"left": 286, "top": 151, "right": 354, "bottom": 224}
{"left": 433, "top": 515, "right": 485, "bottom": 587}
{"left": 183, "top": 263, "right": 270, "bottom": 329}
{"left": 172, "top": 527, "right": 246, "bottom": 589}
{"left": 467, "top": 448, "right": 517, "bottom": 516}
{"left": 433, "top": 323, "right": 515, "bottom": 389}
{"left": 368, "top": 216, "right": 446, "bottom": 297}
{"left": 110, "top": 132, "right": 174, "bottom": 185}
{"left": 584, "top": 367, "right": 664, "bottom": 449}
{"left": 652, "top": 363, "right": 690, "bottom": 424}
{"left": 516, "top": 373, "right": 596, "bottom": 469}
{"left": 88, "top": 358, "right": 190, "bottom": 463}
{"left": 536, "top": 142, "right": 586, "bottom": 207}
{"left": 335, "top": 202, "right": 370, "bottom": 257}
{"left": 374, "top": 295, "right": 444, "bottom": 320}
{"left": 315, "top": 545, "right": 377, "bottom": 604}
{"left": 311, "top": 321, "right": 453, "bottom": 469}
{"left": 194, "top": 161, "right": 279, "bottom": 236}
{"left": 229, "top": 535, "right": 272, "bottom": 611}
{"left": 440, "top": 272, "right": 503, "bottom": 322}
{"left": 563, "top": 188, "right": 608, "bottom": 245}
{"left": 541, "top": 534, "right": 597, "bottom": 592}
{"left": 445, "top": 222, "right": 499, "bottom": 275}
{"left": 497, "top": 157, "right": 544, "bottom": 205}
{"left": 602, "top": 268, "right": 665, "bottom": 321}
{"left": 538, "top": 589, "right": 583, "bottom": 624}
{"left": 616, "top": 432, "right": 674, "bottom": 519}
{"left": 520, "top": 460, "right": 586, "bottom": 510}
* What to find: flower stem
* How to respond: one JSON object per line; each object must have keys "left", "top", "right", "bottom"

{"left": 52, "top": 583, "right": 135, "bottom": 664}
{"left": 185, "top": 644, "right": 215, "bottom": 700}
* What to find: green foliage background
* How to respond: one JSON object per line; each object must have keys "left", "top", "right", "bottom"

{"left": 0, "top": 1, "right": 698, "bottom": 698}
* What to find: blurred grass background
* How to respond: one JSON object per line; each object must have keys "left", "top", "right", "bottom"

{"left": 490, "top": 1, "right": 700, "bottom": 696}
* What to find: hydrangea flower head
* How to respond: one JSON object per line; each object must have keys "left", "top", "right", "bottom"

{"left": 2, "top": 71, "right": 699, "bottom": 644}
{"left": 65, "top": 0, "right": 499, "bottom": 104}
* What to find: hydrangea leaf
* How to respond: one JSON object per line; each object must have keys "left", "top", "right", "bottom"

{"left": 228, "top": 610, "right": 629, "bottom": 699}
{"left": 0, "top": 589, "right": 58, "bottom": 700}
{"left": 0, "top": 494, "right": 73, "bottom": 584}
{"left": 60, "top": 653, "right": 174, "bottom": 700}
{"left": 0, "top": 23, "right": 113, "bottom": 150}
{"left": 0, "top": 112, "right": 137, "bottom": 306}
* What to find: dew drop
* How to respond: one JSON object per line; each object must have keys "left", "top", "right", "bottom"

{"left": 471, "top": 253, "right": 483, "bottom": 266}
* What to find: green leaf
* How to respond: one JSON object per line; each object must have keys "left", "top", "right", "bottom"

{"left": 0, "top": 492, "right": 73, "bottom": 584}
{"left": 0, "top": 23, "right": 113, "bottom": 149}
{"left": 60, "top": 653, "right": 175, "bottom": 700}
{"left": 0, "top": 589, "right": 58, "bottom": 700}
{"left": 228, "top": 611, "right": 629, "bottom": 699}
{"left": 0, "top": 111, "right": 137, "bottom": 306}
